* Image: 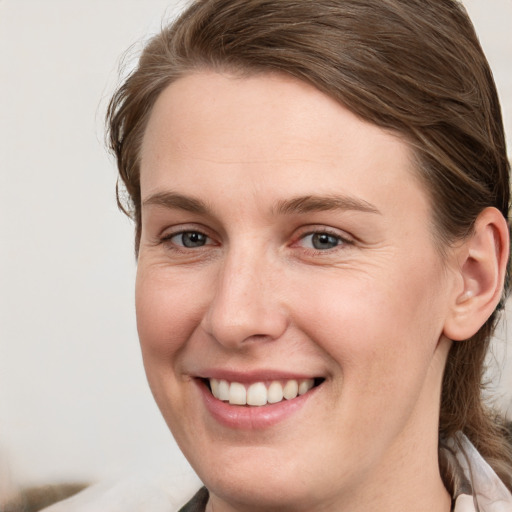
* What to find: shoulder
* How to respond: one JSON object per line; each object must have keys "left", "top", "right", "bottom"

{"left": 177, "top": 487, "right": 209, "bottom": 512}
{"left": 40, "top": 471, "right": 202, "bottom": 512}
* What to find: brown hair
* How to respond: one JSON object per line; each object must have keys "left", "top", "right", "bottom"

{"left": 106, "top": 0, "right": 512, "bottom": 486}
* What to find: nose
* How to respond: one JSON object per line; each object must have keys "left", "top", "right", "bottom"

{"left": 201, "top": 246, "right": 288, "bottom": 349}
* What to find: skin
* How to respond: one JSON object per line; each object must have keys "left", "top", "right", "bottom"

{"left": 136, "top": 71, "right": 464, "bottom": 512}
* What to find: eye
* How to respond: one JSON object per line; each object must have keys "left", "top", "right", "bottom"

{"left": 299, "top": 232, "right": 346, "bottom": 250}
{"left": 168, "top": 231, "right": 211, "bottom": 248}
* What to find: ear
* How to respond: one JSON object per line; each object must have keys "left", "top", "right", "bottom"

{"left": 443, "top": 207, "right": 509, "bottom": 341}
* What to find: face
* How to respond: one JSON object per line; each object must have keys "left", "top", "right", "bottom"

{"left": 137, "top": 72, "right": 457, "bottom": 510}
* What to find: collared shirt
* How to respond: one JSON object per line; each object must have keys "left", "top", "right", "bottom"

{"left": 440, "top": 433, "right": 512, "bottom": 511}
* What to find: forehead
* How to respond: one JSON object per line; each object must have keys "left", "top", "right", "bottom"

{"left": 140, "top": 71, "right": 427, "bottom": 220}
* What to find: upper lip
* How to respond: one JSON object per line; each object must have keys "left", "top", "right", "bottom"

{"left": 194, "top": 369, "right": 322, "bottom": 383}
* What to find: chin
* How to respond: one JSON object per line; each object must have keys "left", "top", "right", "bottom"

{"left": 178, "top": 433, "right": 361, "bottom": 512}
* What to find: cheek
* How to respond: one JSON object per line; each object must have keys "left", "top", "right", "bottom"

{"left": 134, "top": 265, "right": 211, "bottom": 433}
{"left": 292, "top": 259, "right": 448, "bottom": 392}
{"left": 135, "top": 265, "right": 208, "bottom": 363}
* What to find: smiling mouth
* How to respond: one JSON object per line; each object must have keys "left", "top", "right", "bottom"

{"left": 203, "top": 377, "right": 325, "bottom": 406}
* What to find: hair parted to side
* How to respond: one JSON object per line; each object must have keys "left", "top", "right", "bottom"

{"left": 107, "top": 0, "right": 512, "bottom": 486}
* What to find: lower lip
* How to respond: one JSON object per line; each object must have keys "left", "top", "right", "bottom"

{"left": 197, "top": 379, "right": 318, "bottom": 430}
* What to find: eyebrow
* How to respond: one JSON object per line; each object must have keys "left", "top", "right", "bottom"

{"left": 274, "top": 194, "right": 381, "bottom": 215}
{"left": 142, "top": 192, "right": 381, "bottom": 216}
{"left": 143, "top": 192, "right": 210, "bottom": 214}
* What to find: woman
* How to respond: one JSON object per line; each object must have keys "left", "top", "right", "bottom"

{"left": 104, "top": 0, "right": 512, "bottom": 510}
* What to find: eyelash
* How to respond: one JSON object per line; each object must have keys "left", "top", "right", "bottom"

{"left": 160, "top": 229, "right": 214, "bottom": 251}
{"left": 157, "top": 227, "right": 354, "bottom": 255}
{"left": 294, "top": 228, "right": 353, "bottom": 253}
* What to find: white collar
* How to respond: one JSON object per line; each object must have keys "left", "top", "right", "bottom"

{"left": 445, "top": 433, "right": 512, "bottom": 512}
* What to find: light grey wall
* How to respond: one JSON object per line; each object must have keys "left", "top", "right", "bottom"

{"left": 0, "top": 0, "right": 193, "bottom": 490}
{"left": 0, "top": 0, "right": 511, "bottom": 490}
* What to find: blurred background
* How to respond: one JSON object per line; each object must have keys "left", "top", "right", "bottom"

{"left": 1, "top": 0, "right": 511, "bottom": 502}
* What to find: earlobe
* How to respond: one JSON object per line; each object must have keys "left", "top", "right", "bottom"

{"left": 443, "top": 207, "right": 509, "bottom": 342}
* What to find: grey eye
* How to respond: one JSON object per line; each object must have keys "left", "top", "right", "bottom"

{"left": 175, "top": 231, "right": 208, "bottom": 248}
{"left": 307, "top": 233, "right": 342, "bottom": 250}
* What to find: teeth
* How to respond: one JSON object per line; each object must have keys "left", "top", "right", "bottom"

{"left": 267, "top": 381, "right": 284, "bottom": 404}
{"left": 299, "top": 378, "right": 314, "bottom": 395}
{"left": 229, "top": 382, "right": 246, "bottom": 405}
{"left": 218, "top": 379, "right": 230, "bottom": 401}
{"left": 283, "top": 380, "right": 299, "bottom": 400}
{"left": 210, "top": 378, "right": 220, "bottom": 398}
{"left": 246, "top": 382, "right": 267, "bottom": 406}
{"left": 209, "top": 378, "right": 316, "bottom": 406}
